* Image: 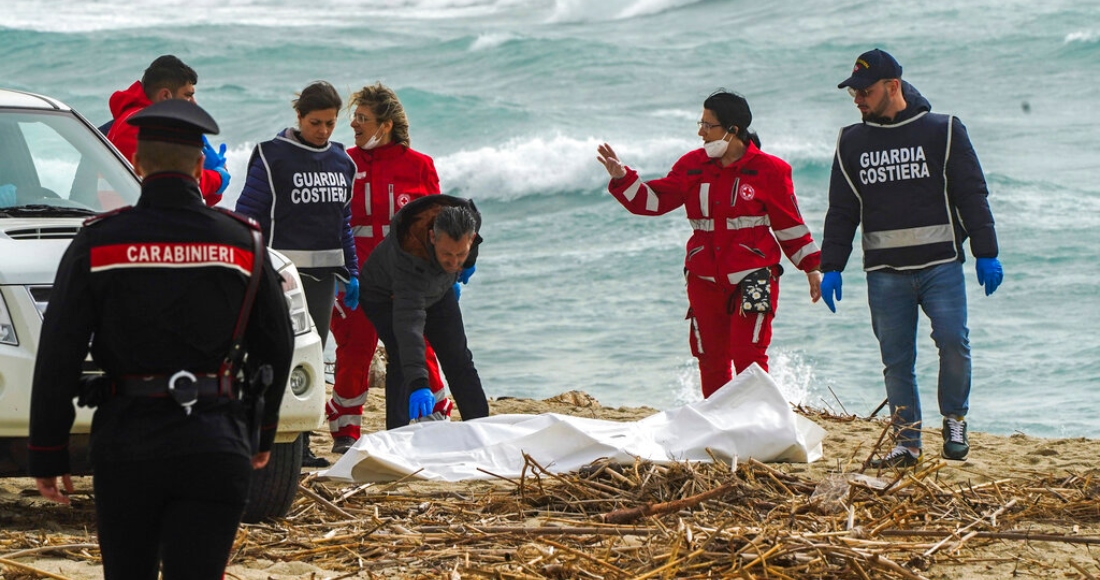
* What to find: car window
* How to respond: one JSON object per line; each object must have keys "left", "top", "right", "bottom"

{"left": 0, "top": 110, "right": 140, "bottom": 212}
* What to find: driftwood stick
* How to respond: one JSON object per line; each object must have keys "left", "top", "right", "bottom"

{"left": 537, "top": 537, "right": 630, "bottom": 577}
{"left": 297, "top": 484, "right": 356, "bottom": 519}
{"left": 0, "top": 543, "right": 99, "bottom": 560}
{"left": 599, "top": 479, "right": 740, "bottom": 524}
{"left": 0, "top": 556, "right": 76, "bottom": 580}
{"left": 878, "top": 529, "right": 1100, "bottom": 545}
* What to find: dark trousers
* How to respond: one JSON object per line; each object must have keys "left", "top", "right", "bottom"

{"left": 302, "top": 273, "right": 335, "bottom": 348}
{"left": 363, "top": 289, "right": 489, "bottom": 429}
{"left": 93, "top": 453, "right": 252, "bottom": 580}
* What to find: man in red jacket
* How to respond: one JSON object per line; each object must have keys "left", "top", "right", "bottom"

{"left": 106, "top": 55, "right": 230, "bottom": 206}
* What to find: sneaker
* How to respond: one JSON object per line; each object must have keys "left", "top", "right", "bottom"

{"left": 331, "top": 435, "right": 357, "bottom": 455}
{"left": 866, "top": 445, "right": 921, "bottom": 469}
{"left": 942, "top": 416, "right": 969, "bottom": 460}
{"left": 301, "top": 445, "right": 330, "bottom": 468}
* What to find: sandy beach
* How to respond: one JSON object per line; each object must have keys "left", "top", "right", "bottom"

{"left": 2, "top": 390, "right": 1098, "bottom": 579}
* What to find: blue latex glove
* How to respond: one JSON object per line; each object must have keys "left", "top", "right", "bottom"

{"left": 453, "top": 282, "right": 462, "bottom": 301}
{"left": 211, "top": 165, "right": 230, "bottom": 195}
{"left": 0, "top": 184, "right": 15, "bottom": 208}
{"left": 457, "top": 265, "right": 476, "bottom": 285}
{"left": 821, "top": 271, "right": 843, "bottom": 313}
{"left": 202, "top": 136, "right": 227, "bottom": 171}
{"left": 408, "top": 388, "right": 434, "bottom": 421}
{"left": 342, "top": 277, "right": 360, "bottom": 310}
{"left": 975, "top": 257, "right": 1003, "bottom": 296}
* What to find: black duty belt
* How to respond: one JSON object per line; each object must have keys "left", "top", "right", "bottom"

{"left": 115, "top": 371, "right": 236, "bottom": 415}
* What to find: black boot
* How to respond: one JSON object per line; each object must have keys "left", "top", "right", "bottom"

{"left": 300, "top": 432, "right": 330, "bottom": 468}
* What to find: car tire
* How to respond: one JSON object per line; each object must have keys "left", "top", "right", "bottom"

{"left": 241, "top": 433, "right": 304, "bottom": 523}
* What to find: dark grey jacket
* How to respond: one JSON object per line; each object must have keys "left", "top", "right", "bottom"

{"left": 359, "top": 194, "right": 481, "bottom": 389}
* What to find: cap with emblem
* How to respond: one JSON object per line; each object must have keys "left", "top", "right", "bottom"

{"left": 837, "top": 48, "right": 903, "bottom": 90}
{"left": 127, "top": 99, "right": 219, "bottom": 147}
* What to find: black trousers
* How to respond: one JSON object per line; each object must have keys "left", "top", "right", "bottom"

{"left": 301, "top": 273, "right": 336, "bottom": 348}
{"left": 93, "top": 453, "right": 252, "bottom": 580}
{"left": 363, "top": 288, "right": 489, "bottom": 429}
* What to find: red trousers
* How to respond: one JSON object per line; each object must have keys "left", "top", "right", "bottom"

{"left": 327, "top": 294, "right": 450, "bottom": 440}
{"left": 686, "top": 271, "right": 778, "bottom": 399}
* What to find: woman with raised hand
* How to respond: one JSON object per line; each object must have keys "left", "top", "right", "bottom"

{"left": 596, "top": 90, "right": 822, "bottom": 399}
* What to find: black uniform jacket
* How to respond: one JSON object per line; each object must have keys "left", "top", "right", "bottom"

{"left": 27, "top": 173, "right": 294, "bottom": 478}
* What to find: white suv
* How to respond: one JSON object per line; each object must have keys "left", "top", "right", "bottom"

{"left": 0, "top": 88, "right": 324, "bottom": 521}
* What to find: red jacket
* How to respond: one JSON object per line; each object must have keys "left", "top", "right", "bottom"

{"left": 609, "top": 142, "right": 820, "bottom": 284}
{"left": 346, "top": 142, "right": 440, "bottom": 267}
{"left": 106, "top": 81, "right": 225, "bottom": 206}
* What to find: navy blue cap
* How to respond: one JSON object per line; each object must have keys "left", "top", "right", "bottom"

{"left": 127, "top": 99, "right": 219, "bottom": 147}
{"left": 838, "top": 49, "right": 903, "bottom": 90}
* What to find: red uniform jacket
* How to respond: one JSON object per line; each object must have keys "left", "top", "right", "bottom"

{"left": 106, "top": 81, "right": 225, "bottom": 207}
{"left": 609, "top": 142, "right": 820, "bottom": 284}
{"left": 345, "top": 142, "right": 440, "bottom": 267}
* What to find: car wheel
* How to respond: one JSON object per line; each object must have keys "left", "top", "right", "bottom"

{"left": 241, "top": 433, "right": 304, "bottom": 523}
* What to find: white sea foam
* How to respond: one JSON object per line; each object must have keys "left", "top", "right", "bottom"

{"left": 1064, "top": 30, "right": 1099, "bottom": 44}
{"left": 436, "top": 133, "right": 694, "bottom": 200}
{"left": 2, "top": 0, "right": 527, "bottom": 32}
{"left": 470, "top": 32, "right": 522, "bottom": 51}
{"left": 548, "top": 0, "right": 703, "bottom": 23}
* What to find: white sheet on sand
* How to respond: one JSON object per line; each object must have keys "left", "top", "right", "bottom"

{"left": 319, "top": 364, "right": 826, "bottom": 483}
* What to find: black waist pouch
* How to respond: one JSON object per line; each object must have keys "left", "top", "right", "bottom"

{"left": 738, "top": 267, "right": 773, "bottom": 313}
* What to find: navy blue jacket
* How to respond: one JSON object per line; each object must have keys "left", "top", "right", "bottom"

{"left": 821, "top": 82, "right": 998, "bottom": 272}
{"left": 235, "top": 128, "right": 358, "bottom": 281}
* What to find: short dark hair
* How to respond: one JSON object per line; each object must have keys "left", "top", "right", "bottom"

{"left": 141, "top": 55, "right": 198, "bottom": 98}
{"left": 433, "top": 206, "right": 478, "bottom": 241}
{"left": 293, "top": 81, "right": 342, "bottom": 117}
{"left": 704, "top": 90, "right": 761, "bottom": 148}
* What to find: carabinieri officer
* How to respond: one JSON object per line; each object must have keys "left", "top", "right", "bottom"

{"left": 28, "top": 99, "right": 295, "bottom": 580}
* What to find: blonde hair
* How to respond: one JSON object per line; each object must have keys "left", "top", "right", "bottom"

{"left": 349, "top": 82, "right": 410, "bottom": 147}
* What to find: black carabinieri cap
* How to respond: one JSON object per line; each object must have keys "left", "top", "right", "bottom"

{"left": 837, "top": 48, "right": 903, "bottom": 90}
{"left": 127, "top": 99, "right": 219, "bottom": 147}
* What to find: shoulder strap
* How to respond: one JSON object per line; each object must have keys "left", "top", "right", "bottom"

{"left": 219, "top": 227, "right": 266, "bottom": 392}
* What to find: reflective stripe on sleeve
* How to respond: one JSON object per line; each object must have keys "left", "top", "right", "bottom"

{"left": 773, "top": 224, "right": 811, "bottom": 241}
{"left": 789, "top": 241, "right": 821, "bottom": 266}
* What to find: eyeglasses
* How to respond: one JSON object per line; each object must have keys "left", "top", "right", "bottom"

{"left": 697, "top": 121, "right": 723, "bottom": 132}
{"left": 847, "top": 79, "right": 893, "bottom": 98}
{"left": 353, "top": 113, "right": 377, "bottom": 125}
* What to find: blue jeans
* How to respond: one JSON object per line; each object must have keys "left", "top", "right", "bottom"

{"left": 867, "top": 261, "right": 970, "bottom": 449}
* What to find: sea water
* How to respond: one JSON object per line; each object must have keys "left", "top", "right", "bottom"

{"left": 3, "top": 0, "right": 1098, "bottom": 439}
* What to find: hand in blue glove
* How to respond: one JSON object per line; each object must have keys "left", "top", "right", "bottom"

{"left": 453, "top": 282, "right": 462, "bottom": 301}
{"left": 342, "top": 277, "right": 360, "bottom": 310}
{"left": 821, "top": 271, "right": 843, "bottom": 313}
{"left": 975, "top": 257, "right": 1003, "bottom": 296}
{"left": 408, "top": 388, "right": 434, "bottom": 421}
{"left": 457, "top": 265, "right": 476, "bottom": 285}
{"left": 211, "top": 165, "right": 230, "bottom": 195}
{"left": 202, "top": 136, "right": 228, "bottom": 171}
{"left": 0, "top": 184, "right": 15, "bottom": 208}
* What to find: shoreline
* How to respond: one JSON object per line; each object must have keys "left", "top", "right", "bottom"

{"left": 2, "top": 391, "right": 1098, "bottom": 579}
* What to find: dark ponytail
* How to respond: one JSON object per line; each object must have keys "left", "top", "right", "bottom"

{"left": 704, "top": 89, "right": 761, "bottom": 148}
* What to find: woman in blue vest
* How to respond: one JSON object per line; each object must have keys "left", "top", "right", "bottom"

{"left": 236, "top": 81, "right": 359, "bottom": 467}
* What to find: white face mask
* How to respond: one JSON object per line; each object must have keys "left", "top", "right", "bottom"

{"left": 704, "top": 132, "right": 732, "bottom": 158}
{"left": 361, "top": 127, "right": 383, "bottom": 150}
